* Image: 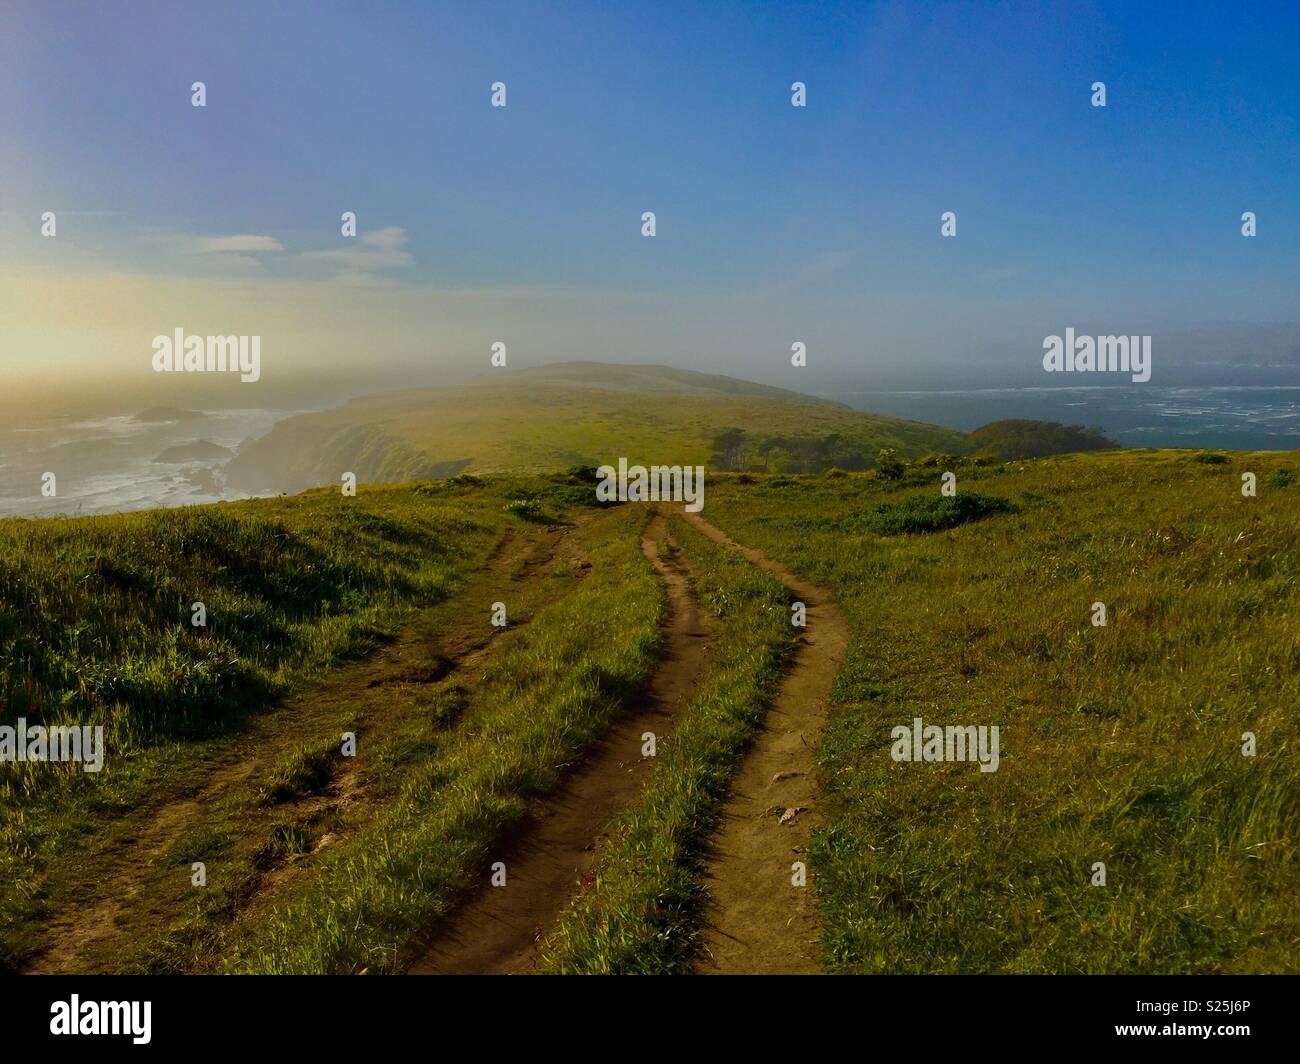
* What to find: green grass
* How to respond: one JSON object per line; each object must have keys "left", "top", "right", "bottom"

{"left": 258, "top": 822, "right": 315, "bottom": 865}
{"left": 540, "top": 518, "right": 795, "bottom": 973}
{"left": 226, "top": 363, "right": 972, "bottom": 492}
{"left": 75, "top": 505, "right": 586, "bottom": 975}
{"left": 259, "top": 740, "right": 342, "bottom": 804}
{"left": 7, "top": 446, "right": 1297, "bottom": 975}
{"left": 221, "top": 504, "right": 664, "bottom": 974}
{"left": 702, "top": 450, "right": 1300, "bottom": 973}
{"left": 847, "top": 492, "right": 1018, "bottom": 535}
{"left": 162, "top": 826, "right": 232, "bottom": 867}
{"left": 0, "top": 476, "right": 541, "bottom": 970}
{"left": 0, "top": 485, "right": 495, "bottom": 761}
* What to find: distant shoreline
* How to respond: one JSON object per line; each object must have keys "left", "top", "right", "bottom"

{"left": 834, "top": 384, "right": 1300, "bottom": 451}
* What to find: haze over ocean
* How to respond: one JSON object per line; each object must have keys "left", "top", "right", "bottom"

{"left": 838, "top": 385, "right": 1300, "bottom": 452}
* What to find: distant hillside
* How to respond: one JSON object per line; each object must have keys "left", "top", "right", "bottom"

{"left": 154, "top": 440, "right": 233, "bottom": 463}
{"left": 226, "top": 362, "right": 971, "bottom": 493}
{"left": 970, "top": 419, "right": 1119, "bottom": 460}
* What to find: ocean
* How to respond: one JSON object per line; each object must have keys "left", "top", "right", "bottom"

{"left": 834, "top": 385, "right": 1300, "bottom": 453}
{"left": 0, "top": 407, "right": 289, "bottom": 519}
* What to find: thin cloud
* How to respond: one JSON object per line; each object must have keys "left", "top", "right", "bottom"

{"left": 197, "top": 234, "right": 284, "bottom": 254}
{"left": 298, "top": 226, "right": 413, "bottom": 281}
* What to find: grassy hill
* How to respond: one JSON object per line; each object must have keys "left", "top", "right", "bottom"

{"left": 4, "top": 439, "right": 1295, "bottom": 975}
{"left": 702, "top": 448, "right": 1300, "bottom": 973}
{"left": 971, "top": 419, "right": 1120, "bottom": 459}
{"left": 225, "top": 362, "right": 972, "bottom": 492}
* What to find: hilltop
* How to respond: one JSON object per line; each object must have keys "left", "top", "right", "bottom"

{"left": 225, "top": 362, "right": 972, "bottom": 493}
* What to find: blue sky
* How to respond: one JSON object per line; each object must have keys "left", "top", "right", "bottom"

{"left": 2, "top": 0, "right": 1297, "bottom": 400}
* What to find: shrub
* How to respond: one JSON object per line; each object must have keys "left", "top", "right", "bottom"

{"left": 847, "top": 492, "right": 1019, "bottom": 535}
{"left": 875, "top": 448, "right": 906, "bottom": 480}
{"left": 504, "top": 497, "right": 547, "bottom": 522}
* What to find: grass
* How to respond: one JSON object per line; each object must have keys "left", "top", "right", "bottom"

{"left": 226, "top": 363, "right": 971, "bottom": 492}
{"left": 259, "top": 741, "right": 342, "bottom": 804}
{"left": 540, "top": 517, "right": 795, "bottom": 973}
{"left": 0, "top": 484, "right": 495, "bottom": 760}
{"left": 701, "top": 451, "right": 1300, "bottom": 973}
{"left": 7, "top": 448, "right": 1297, "bottom": 975}
{"left": 0, "top": 475, "right": 546, "bottom": 970}
{"left": 221, "top": 503, "right": 664, "bottom": 974}
{"left": 847, "top": 492, "right": 1018, "bottom": 535}
{"left": 163, "top": 826, "right": 232, "bottom": 867}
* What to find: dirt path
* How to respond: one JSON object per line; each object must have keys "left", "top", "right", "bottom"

{"left": 408, "top": 511, "right": 714, "bottom": 975}
{"left": 22, "top": 521, "right": 573, "bottom": 975}
{"left": 682, "top": 511, "right": 849, "bottom": 975}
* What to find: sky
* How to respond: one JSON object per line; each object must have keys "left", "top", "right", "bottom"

{"left": 1, "top": 0, "right": 1297, "bottom": 411}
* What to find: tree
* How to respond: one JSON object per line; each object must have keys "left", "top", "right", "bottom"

{"left": 710, "top": 428, "right": 749, "bottom": 471}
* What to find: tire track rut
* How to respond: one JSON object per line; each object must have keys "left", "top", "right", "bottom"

{"left": 409, "top": 510, "right": 714, "bottom": 975}
{"left": 22, "top": 522, "right": 572, "bottom": 975}
{"left": 683, "top": 511, "right": 849, "bottom": 975}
